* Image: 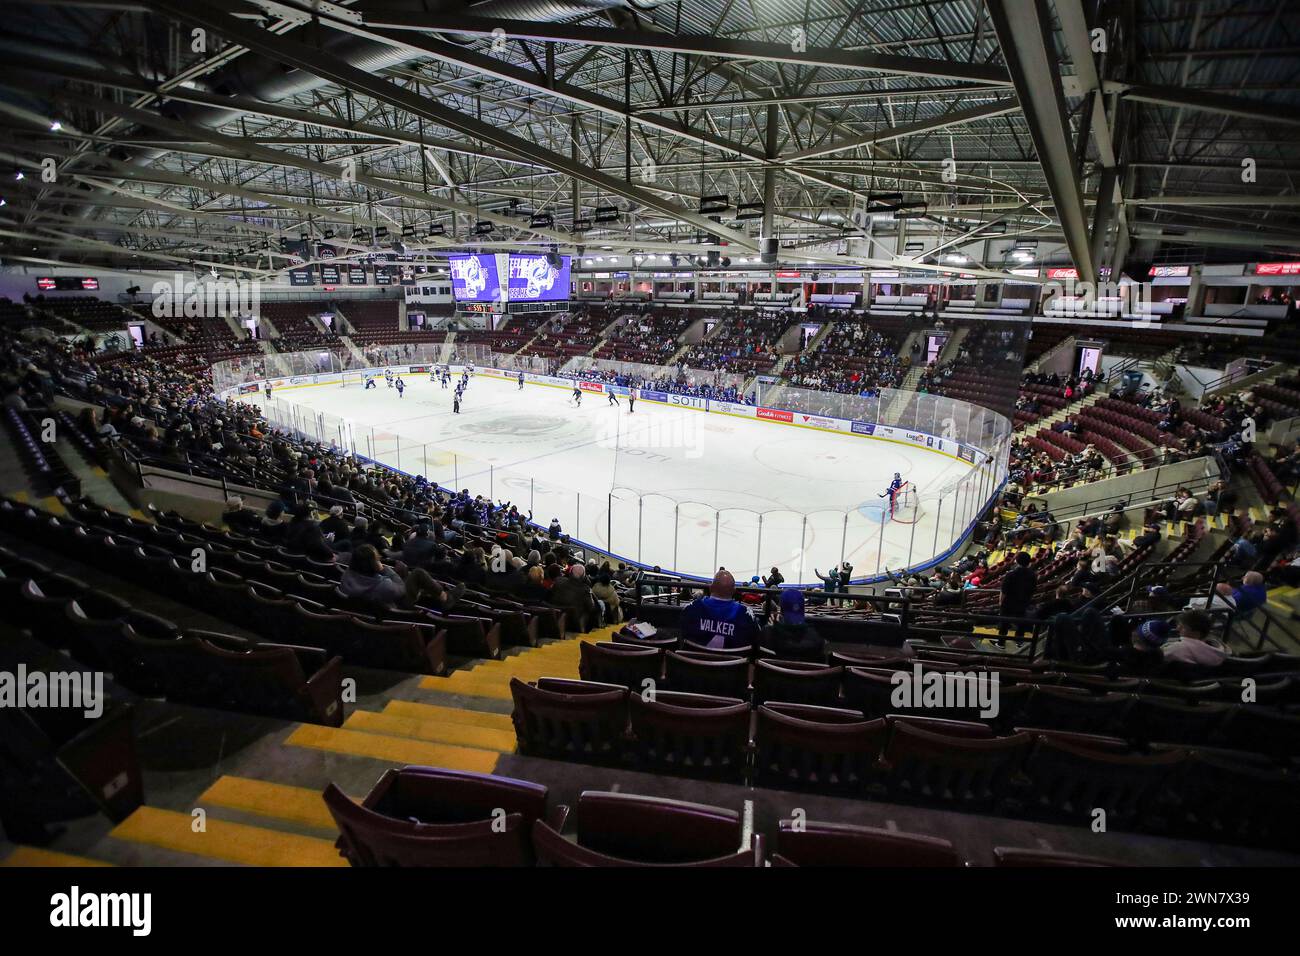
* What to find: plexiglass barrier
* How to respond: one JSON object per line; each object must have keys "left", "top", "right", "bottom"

{"left": 222, "top": 350, "right": 1010, "bottom": 584}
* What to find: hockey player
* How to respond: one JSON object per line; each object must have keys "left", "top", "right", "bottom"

{"left": 364, "top": 376, "right": 377, "bottom": 390}
{"left": 571, "top": 384, "right": 582, "bottom": 407}
{"left": 879, "top": 472, "right": 904, "bottom": 502}
{"left": 395, "top": 376, "right": 405, "bottom": 398}
{"left": 517, "top": 371, "right": 525, "bottom": 390}
{"left": 384, "top": 367, "right": 394, "bottom": 388}
{"left": 607, "top": 388, "right": 620, "bottom": 407}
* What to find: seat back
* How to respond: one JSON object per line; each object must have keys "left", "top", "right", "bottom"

{"left": 664, "top": 650, "right": 750, "bottom": 699}
{"left": 881, "top": 723, "right": 1032, "bottom": 810}
{"left": 753, "top": 702, "right": 887, "bottom": 794}
{"left": 578, "top": 641, "right": 663, "bottom": 690}
{"left": 323, "top": 782, "right": 533, "bottom": 866}
{"left": 774, "top": 819, "right": 965, "bottom": 867}
{"left": 509, "top": 678, "right": 629, "bottom": 764}
{"left": 752, "top": 660, "right": 843, "bottom": 707}
{"left": 627, "top": 690, "right": 750, "bottom": 782}
{"left": 1021, "top": 738, "right": 1186, "bottom": 830}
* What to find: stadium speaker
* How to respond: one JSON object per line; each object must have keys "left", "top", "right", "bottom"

{"left": 546, "top": 251, "right": 561, "bottom": 268}
{"left": 707, "top": 250, "right": 720, "bottom": 267}
{"left": 760, "top": 236, "right": 777, "bottom": 264}
{"left": 126, "top": 285, "right": 140, "bottom": 295}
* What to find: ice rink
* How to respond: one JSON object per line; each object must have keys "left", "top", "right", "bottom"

{"left": 257, "top": 372, "right": 989, "bottom": 584}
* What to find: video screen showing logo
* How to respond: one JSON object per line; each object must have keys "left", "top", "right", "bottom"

{"left": 449, "top": 254, "right": 503, "bottom": 302}
{"left": 507, "top": 253, "right": 570, "bottom": 301}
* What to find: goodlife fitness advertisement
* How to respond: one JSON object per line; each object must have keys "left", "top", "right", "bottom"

{"left": 449, "top": 253, "right": 504, "bottom": 302}
{"left": 506, "top": 253, "right": 571, "bottom": 301}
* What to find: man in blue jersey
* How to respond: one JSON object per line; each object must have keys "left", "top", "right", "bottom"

{"left": 680, "top": 569, "right": 760, "bottom": 650}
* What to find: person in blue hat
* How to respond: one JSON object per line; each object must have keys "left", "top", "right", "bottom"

{"left": 1117, "top": 617, "right": 1169, "bottom": 674}
{"left": 763, "top": 588, "right": 826, "bottom": 662}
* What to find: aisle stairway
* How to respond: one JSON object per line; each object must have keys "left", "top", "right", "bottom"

{"left": 0, "top": 627, "right": 609, "bottom": 867}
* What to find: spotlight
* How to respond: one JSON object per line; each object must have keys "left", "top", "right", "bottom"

{"left": 14, "top": 171, "right": 23, "bottom": 181}
{"left": 50, "top": 121, "right": 62, "bottom": 131}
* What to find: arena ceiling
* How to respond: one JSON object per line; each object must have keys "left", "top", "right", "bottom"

{"left": 0, "top": 0, "right": 1297, "bottom": 282}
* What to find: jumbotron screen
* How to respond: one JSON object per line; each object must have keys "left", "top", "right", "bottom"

{"left": 507, "top": 253, "right": 571, "bottom": 301}
{"left": 449, "top": 253, "right": 503, "bottom": 302}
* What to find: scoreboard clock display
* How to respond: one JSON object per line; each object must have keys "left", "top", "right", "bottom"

{"left": 36, "top": 276, "right": 99, "bottom": 291}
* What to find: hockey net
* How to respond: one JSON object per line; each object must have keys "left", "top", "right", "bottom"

{"left": 340, "top": 369, "right": 370, "bottom": 388}
{"left": 890, "top": 481, "right": 922, "bottom": 524}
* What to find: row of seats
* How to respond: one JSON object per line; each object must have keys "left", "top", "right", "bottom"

{"left": 3, "top": 553, "right": 345, "bottom": 726}
{"left": 324, "top": 766, "right": 1118, "bottom": 867}
{"left": 509, "top": 677, "right": 1298, "bottom": 848}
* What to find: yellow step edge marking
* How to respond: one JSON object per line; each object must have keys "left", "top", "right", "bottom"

{"left": 418, "top": 676, "right": 514, "bottom": 701}
{"left": 110, "top": 806, "right": 345, "bottom": 867}
{"left": 383, "top": 699, "right": 514, "bottom": 731}
{"left": 287, "top": 724, "right": 500, "bottom": 774}
{"left": 345, "top": 710, "right": 515, "bottom": 752}
{"left": 199, "top": 776, "right": 338, "bottom": 831}
{"left": 1, "top": 846, "right": 114, "bottom": 867}
{"left": 41, "top": 496, "right": 67, "bottom": 516}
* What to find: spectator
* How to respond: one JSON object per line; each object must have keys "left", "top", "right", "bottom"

{"left": 1186, "top": 570, "right": 1267, "bottom": 616}
{"left": 763, "top": 588, "right": 825, "bottom": 662}
{"left": 1161, "top": 609, "right": 1227, "bottom": 668}
{"left": 550, "top": 563, "right": 599, "bottom": 631}
{"left": 591, "top": 573, "right": 623, "bottom": 624}
{"left": 338, "top": 544, "right": 463, "bottom": 611}
{"left": 998, "top": 551, "right": 1037, "bottom": 639}
{"left": 680, "top": 569, "right": 760, "bottom": 650}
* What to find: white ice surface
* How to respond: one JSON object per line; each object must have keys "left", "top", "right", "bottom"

{"left": 256, "top": 373, "right": 987, "bottom": 585}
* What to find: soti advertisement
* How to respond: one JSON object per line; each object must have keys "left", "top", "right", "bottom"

{"left": 506, "top": 253, "right": 571, "bottom": 301}
{"left": 449, "top": 253, "right": 503, "bottom": 302}
{"left": 669, "top": 393, "right": 708, "bottom": 410}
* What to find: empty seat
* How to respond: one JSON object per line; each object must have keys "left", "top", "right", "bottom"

{"left": 1218, "top": 706, "right": 1300, "bottom": 759}
{"left": 664, "top": 650, "right": 750, "bottom": 699}
{"left": 992, "top": 847, "right": 1118, "bottom": 867}
{"left": 1170, "top": 752, "right": 1300, "bottom": 850}
{"left": 532, "top": 791, "right": 761, "bottom": 867}
{"left": 772, "top": 819, "right": 966, "bottom": 867}
{"left": 879, "top": 723, "right": 1031, "bottom": 811}
{"left": 752, "top": 702, "right": 887, "bottom": 794}
{"left": 509, "top": 678, "right": 629, "bottom": 765}
{"left": 1021, "top": 686, "right": 1132, "bottom": 735}
{"left": 1019, "top": 738, "right": 1185, "bottom": 832}
{"left": 579, "top": 641, "right": 662, "bottom": 690}
{"left": 325, "top": 767, "right": 566, "bottom": 866}
{"left": 627, "top": 690, "right": 749, "bottom": 782}
{"left": 752, "top": 660, "right": 843, "bottom": 707}
{"left": 1131, "top": 697, "right": 1230, "bottom": 746}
